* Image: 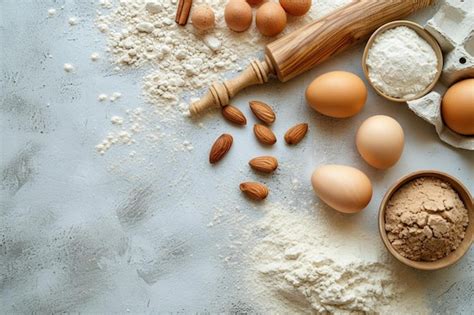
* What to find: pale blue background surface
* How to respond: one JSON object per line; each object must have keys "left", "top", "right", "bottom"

{"left": 1, "top": 0, "right": 472, "bottom": 313}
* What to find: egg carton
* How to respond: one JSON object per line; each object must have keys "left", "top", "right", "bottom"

{"left": 407, "top": 0, "right": 473, "bottom": 150}
{"left": 407, "top": 92, "right": 474, "bottom": 150}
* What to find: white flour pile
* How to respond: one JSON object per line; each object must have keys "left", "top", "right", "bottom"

{"left": 94, "top": 0, "right": 352, "bottom": 154}
{"left": 97, "top": 0, "right": 259, "bottom": 112}
{"left": 366, "top": 26, "right": 438, "bottom": 99}
{"left": 246, "top": 205, "right": 428, "bottom": 314}
{"left": 97, "top": 0, "right": 352, "bottom": 110}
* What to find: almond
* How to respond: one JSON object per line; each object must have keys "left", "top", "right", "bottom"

{"left": 239, "top": 182, "right": 269, "bottom": 201}
{"left": 209, "top": 134, "right": 233, "bottom": 164}
{"left": 284, "top": 123, "right": 308, "bottom": 145}
{"left": 249, "top": 101, "right": 276, "bottom": 125}
{"left": 222, "top": 105, "right": 247, "bottom": 125}
{"left": 249, "top": 156, "right": 278, "bottom": 173}
{"left": 254, "top": 124, "right": 277, "bottom": 145}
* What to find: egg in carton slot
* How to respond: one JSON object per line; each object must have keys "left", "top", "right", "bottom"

{"left": 407, "top": 0, "right": 474, "bottom": 150}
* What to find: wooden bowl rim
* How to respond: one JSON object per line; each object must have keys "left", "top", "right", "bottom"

{"left": 379, "top": 170, "right": 473, "bottom": 271}
{"left": 362, "top": 20, "right": 444, "bottom": 103}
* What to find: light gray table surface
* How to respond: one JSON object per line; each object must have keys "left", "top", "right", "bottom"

{"left": 1, "top": 0, "right": 473, "bottom": 313}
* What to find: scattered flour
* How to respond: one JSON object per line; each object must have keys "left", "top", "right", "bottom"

{"left": 366, "top": 26, "right": 438, "bottom": 99}
{"left": 145, "top": 1, "right": 163, "bottom": 14}
{"left": 95, "top": 107, "right": 148, "bottom": 155}
{"left": 181, "top": 140, "right": 193, "bottom": 151}
{"left": 97, "top": 23, "right": 109, "bottom": 33}
{"left": 247, "top": 204, "right": 428, "bottom": 314}
{"left": 313, "top": 0, "right": 353, "bottom": 17}
{"left": 68, "top": 17, "right": 78, "bottom": 26}
{"left": 207, "top": 207, "right": 225, "bottom": 228}
{"left": 110, "top": 92, "right": 122, "bottom": 102}
{"left": 99, "top": 0, "right": 113, "bottom": 9}
{"left": 94, "top": 0, "right": 352, "bottom": 155}
{"left": 96, "top": 0, "right": 256, "bottom": 108}
{"left": 97, "top": 92, "right": 122, "bottom": 103}
{"left": 91, "top": 52, "right": 100, "bottom": 61}
{"left": 63, "top": 63, "right": 74, "bottom": 72}
{"left": 47, "top": 8, "right": 57, "bottom": 17}
{"left": 95, "top": 131, "right": 134, "bottom": 155}
{"left": 111, "top": 116, "right": 124, "bottom": 125}
{"left": 95, "top": 0, "right": 351, "bottom": 107}
{"left": 98, "top": 93, "right": 108, "bottom": 102}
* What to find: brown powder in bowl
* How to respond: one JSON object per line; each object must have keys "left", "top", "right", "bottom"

{"left": 384, "top": 177, "right": 469, "bottom": 262}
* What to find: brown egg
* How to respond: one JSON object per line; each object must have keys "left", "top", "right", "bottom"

{"left": 247, "top": 0, "right": 264, "bottom": 5}
{"left": 279, "top": 0, "right": 311, "bottom": 16}
{"left": 256, "top": 2, "right": 287, "bottom": 37}
{"left": 441, "top": 78, "right": 474, "bottom": 136}
{"left": 306, "top": 71, "right": 367, "bottom": 118}
{"left": 311, "top": 165, "right": 373, "bottom": 214}
{"left": 225, "top": 0, "right": 253, "bottom": 32}
{"left": 356, "top": 115, "right": 405, "bottom": 169}
{"left": 191, "top": 5, "right": 215, "bottom": 31}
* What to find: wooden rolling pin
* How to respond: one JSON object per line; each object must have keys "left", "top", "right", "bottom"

{"left": 189, "top": 0, "right": 435, "bottom": 116}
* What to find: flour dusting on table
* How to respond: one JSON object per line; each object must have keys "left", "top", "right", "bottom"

{"left": 94, "top": 0, "right": 352, "bottom": 155}
{"left": 244, "top": 204, "right": 428, "bottom": 314}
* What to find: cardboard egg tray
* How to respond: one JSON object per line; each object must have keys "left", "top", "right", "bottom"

{"left": 407, "top": 0, "right": 473, "bottom": 150}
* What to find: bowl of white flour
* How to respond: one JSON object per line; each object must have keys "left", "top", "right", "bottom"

{"left": 362, "top": 20, "right": 443, "bottom": 102}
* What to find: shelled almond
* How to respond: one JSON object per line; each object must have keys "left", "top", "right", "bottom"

{"left": 254, "top": 124, "right": 277, "bottom": 145}
{"left": 249, "top": 156, "right": 278, "bottom": 173}
{"left": 249, "top": 101, "right": 276, "bottom": 125}
{"left": 284, "top": 123, "right": 308, "bottom": 145}
{"left": 222, "top": 105, "right": 247, "bottom": 125}
{"left": 209, "top": 134, "right": 233, "bottom": 164}
{"left": 208, "top": 100, "right": 309, "bottom": 204}
{"left": 240, "top": 182, "right": 269, "bottom": 200}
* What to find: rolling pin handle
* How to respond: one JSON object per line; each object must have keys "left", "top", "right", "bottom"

{"left": 188, "top": 87, "right": 221, "bottom": 116}
{"left": 189, "top": 57, "right": 275, "bottom": 116}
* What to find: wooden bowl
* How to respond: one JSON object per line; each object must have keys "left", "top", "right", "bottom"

{"left": 379, "top": 170, "right": 473, "bottom": 270}
{"left": 362, "top": 20, "right": 444, "bottom": 102}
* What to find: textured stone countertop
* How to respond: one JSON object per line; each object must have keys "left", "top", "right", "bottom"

{"left": 1, "top": 0, "right": 472, "bottom": 313}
